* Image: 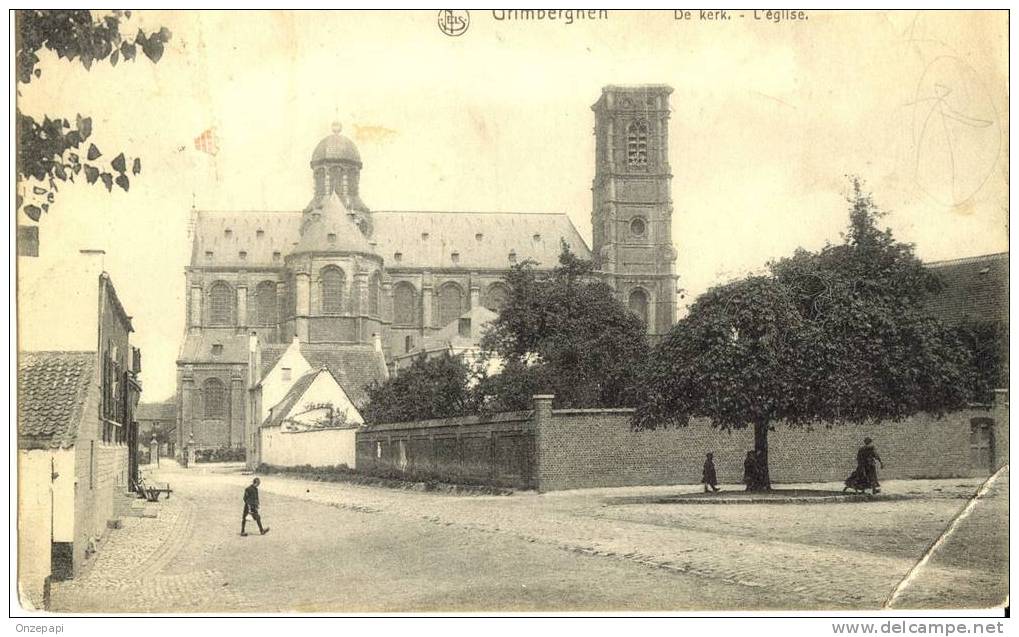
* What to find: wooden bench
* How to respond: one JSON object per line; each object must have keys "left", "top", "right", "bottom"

{"left": 134, "top": 477, "right": 173, "bottom": 502}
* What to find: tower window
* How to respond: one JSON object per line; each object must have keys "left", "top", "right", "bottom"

{"left": 627, "top": 120, "right": 649, "bottom": 166}
{"left": 394, "top": 252, "right": 403, "bottom": 262}
{"left": 405, "top": 335, "right": 414, "bottom": 353}
{"left": 320, "top": 266, "right": 346, "bottom": 314}
{"left": 328, "top": 233, "right": 337, "bottom": 243}
{"left": 532, "top": 234, "right": 541, "bottom": 242}
{"left": 224, "top": 229, "right": 233, "bottom": 238}
{"left": 239, "top": 251, "right": 247, "bottom": 260}
{"left": 393, "top": 282, "right": 418, "bottom": 326}
{"left": 202, "top": 378, "right": 226, "bottom": 419}
{"left": 205, "top": 251, "right": 214, "bottom": 260}
{"left": 508, "top": 250, "right": 517, "bottom": 263}
{"left": 451, "top": 252, "right": 460, "bottom": 265}
{"left": 211, "top": 344, "right": 223, "bottom": 356}
{"left": 475, "top": 233, "right": 484, "bottom": 241}
{"left": 256, "top": 229, "right": 265, "bottom": 239}
{"left": 272, "top": 251, "right": 281, "bottom": 262}
{"left": 209, "top": 281, "right": 234, "bottom": 326}
{"left": 421, "top": 232, "right": 430, "bottom": 240}
{"left": 628, "top": 288, "right": 649, "bottom": 325}
{"left": 281, "top": 368, "right": 291, "bottom": 382}
{"left": 630, "top": 217, "right": 647, "bottom": 237}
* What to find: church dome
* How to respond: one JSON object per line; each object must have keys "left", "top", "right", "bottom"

{"left": 311, "top": 121, "right": 361, "bottom": 166}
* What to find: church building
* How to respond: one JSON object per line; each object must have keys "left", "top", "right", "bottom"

{"left": 175, "top": 85, "right": 681, "bottom": 454}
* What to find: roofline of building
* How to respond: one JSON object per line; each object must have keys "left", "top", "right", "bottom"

{"left": 926, "top": 251, "right": 1009, "bottom": 268}
{"left": 193, "top": 209, "right": 579, "bottom": 217}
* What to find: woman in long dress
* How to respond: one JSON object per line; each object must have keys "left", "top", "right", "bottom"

{"left": 844, "top": 437, "right": 883, "bottom": 494}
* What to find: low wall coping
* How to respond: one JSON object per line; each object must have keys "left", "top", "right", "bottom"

{"left": 280, "top": 426, "right": 360, "bottom": 435}
{"left": 360, "top": 410, "right": 534, "bottom": 432}
{"left": 551, "top": 408, "right": 636, "bottom": 415}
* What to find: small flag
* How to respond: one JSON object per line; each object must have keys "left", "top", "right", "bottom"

{"left": 194, "top": 128, "right": 219, "bottom": 156}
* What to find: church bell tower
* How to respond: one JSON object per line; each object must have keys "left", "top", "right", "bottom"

{"left": 591, "top": 85, "right": 679, "bottom": 340}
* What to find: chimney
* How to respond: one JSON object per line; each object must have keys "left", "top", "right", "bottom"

{"left": 248, "top": 331, "right": 261, "bottom": 386}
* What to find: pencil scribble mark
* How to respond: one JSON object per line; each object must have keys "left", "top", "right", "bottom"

{"left": 908, "top": 56, "right": 1000, "bottom": 208}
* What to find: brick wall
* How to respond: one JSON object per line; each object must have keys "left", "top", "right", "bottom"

{"left": 356, "top": 411, "right": 535, "bottom": 488}
{"left": 534, "top": 394, "right": 1009, "bottom": 492}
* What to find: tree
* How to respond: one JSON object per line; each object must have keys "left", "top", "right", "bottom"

{"left": 480, "top": 242, "right": 649, "bottom": 410}
{"left": 362, "top": 353, "right": 482, "bottom": 425}
{"left": 15, "top": 10, "right": 172, "bottom": 223}
{"left": 634, "top": 179, "right": 977, "bottom": 489}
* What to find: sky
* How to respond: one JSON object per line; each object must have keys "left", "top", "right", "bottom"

{"left": 16, "top": 10, "right": 1009, "bottom": 402}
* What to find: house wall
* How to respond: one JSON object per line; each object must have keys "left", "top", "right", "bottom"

{"left": 261, "top": 427, "right": 358, "bottom": 468}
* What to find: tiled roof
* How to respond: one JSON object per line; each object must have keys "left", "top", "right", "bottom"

{"left": 136, "top": 400, "right": 177, "bottom": 421}
{"left": 189, "top": 209, "right": 591, "bottom": 270}
{"left": 190, "top": 210, "right": 300, "bottom": 268}
{"left": 262, "top": 368, "right": 322, "bottom": 429}
{"left": 18, "top": 351, "right": 96, "bottom": 450}
{"left": 178, "top": 329, "right": 250, "bottom": 364}
{"left": 259, "top": 342, "right": 387, "bottom": 408}
{"left": 400, "top": 306, "right": 499, "bottom": 358}
{"left": 371, "top": 211, "right": 591, "bottom": 270}
{"left": 926, "top": 252, "right": 1008, "bottom": 327}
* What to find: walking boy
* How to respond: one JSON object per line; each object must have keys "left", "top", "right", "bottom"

{"left": 241, "top": 477, "right": 270, "bottom": 536}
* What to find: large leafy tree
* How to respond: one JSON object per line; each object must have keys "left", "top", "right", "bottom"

{"left": 480, "top": 242, "right": 649, "bottom": 410}
{"left": 634, "top": 180, "right": 977, "bottom": 489}
{"left": 362, "top": 353, "right": 482, "bottom": 425}
{"left": 15, "top": 10, "right": 172, "bottom": 222}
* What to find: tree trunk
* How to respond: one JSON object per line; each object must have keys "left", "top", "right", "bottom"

{"left": 753, "top": 420, "right": 772, "bottom": 490}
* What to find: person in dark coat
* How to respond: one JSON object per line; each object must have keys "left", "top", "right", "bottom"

{"left": 844, "top": 437, "right": 884, "bottom": 494}
{"left": 743, "top": 451, "right": 759, "bottom": 491}
{"left": 241, "top": 477, "right": 270, "bottom": 536}
{"left": 701, "top": 452, "right": 720, "bottom": 493}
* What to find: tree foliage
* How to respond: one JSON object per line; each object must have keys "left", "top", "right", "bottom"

{"left": 479, "top": 242, "right": 649, "bottom": 410}
{"left": 15, "top": 10, "right": 172, "bottom": 221}
{"left": 362, "top": 353, "right": 482, "bottom": 425}
{"left": 634, "top": 179, "right": 979, "bottom": 488}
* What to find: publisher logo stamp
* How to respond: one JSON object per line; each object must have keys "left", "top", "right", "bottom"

{"left": 438, "top": 10, "right": 470, "bottom": 37}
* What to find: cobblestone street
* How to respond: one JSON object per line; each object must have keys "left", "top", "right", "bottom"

{"left": 50, "top": 462, "right": 1008, "bottom": 612}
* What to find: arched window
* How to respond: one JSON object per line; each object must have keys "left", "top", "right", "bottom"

{"left": 393, "top": 282, "right": 418, "bottom": 326}
{"left": 320, "top": 266, "right": 346, "bottom": 314}
{"left": 627, "top": 120, "right": 649, "bottom": 167}
{"left": 209, "top": 281, "right": 234, "bottom": 326}
{"left": 203, "top": 378, "right": 226, "bottom": 419}
{"left": 483, "top": 283, "right": 511, "bottom": 312}
{"left": 437, "top": 282, "right": 465, "bottom": 328}
{"left": 369, "top": 273, "right": 382, "bottom": 317}
{"left": 628, "top": 288, "right": 649, "bottom": 325}
{"left": 256, "top": 281, "right": 278, "bottom": 326}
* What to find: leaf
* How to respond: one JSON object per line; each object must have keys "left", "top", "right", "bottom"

{"left": 111, "top": 153, "right": 126, "bottom": 173}
{"left": 110, "top": 50, "right": 119, "bottom": 66}
{"left": 115, "top": 174, "right": 129, "bottom": 191}
{"left": 132, "top": 157, "right": 141, "bottom": 175}
{"left": 121, "top": 41, "right": 136, "bottom": 62}
{"left": 76, "top": 114, "right": 92, "bottom": 141}
{"left": 100, "top": 173, "right": 114, "bottom": 192}
{"left": 141, "top": 37, "right": 164, "bottom": 63}
{"left": 33, "top": 69, "right": 41, "bottom": 78}
{"left": 32, "top": 186, "right": 46, "bottom": 195}
{"left": 24, "top": 205, "right": 42, "bottom": 221}
{"left": 84, "top": 165, "right": 100, "bottom": 184}
{"left": 87, "top": 144, "right": 101, "bottom": 161}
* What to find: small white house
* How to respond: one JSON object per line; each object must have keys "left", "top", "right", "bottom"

{"left": 258, "top": 367, "right": 362, "bottom": 469}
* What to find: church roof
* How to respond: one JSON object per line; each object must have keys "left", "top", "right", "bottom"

{"left": 926, "top": 252, "right": 1009, "bottom": 327}
{"left": 189, "top": 209, "right": 591, "bottom": 270}
{"left": 18, "top": 351, "right": 96, "bottom": 450}
{"left": 292, "top": 193, "right": 375, "bottom": 256}
{"left": 177, "top": 329, "right": 250, "bottom": 364}
{"left": 371, "top": 211, "right": 591, "bottom": 270}
{"left": 260, "top": 343, "right": 387, "bottom": 408}
{"left": 311, "top": 124, "right": 362, "bottom": 166}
